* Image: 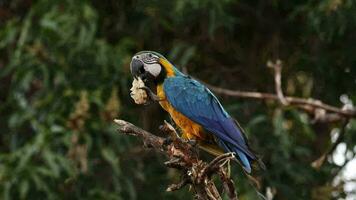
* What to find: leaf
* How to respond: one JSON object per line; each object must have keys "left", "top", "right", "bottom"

{"left": 101, "top": 148, "right": 120, "bottom": 175}
{"left": 43, "top": 151, "right": 60, "bottom": 178}
{"left": 19, "top": 180, "right": 29, "bottom": 200}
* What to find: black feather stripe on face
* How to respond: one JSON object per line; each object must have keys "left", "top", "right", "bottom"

{"left": 142, "top": 55, "right": 159, "bottom": 64}
{"left": 135, "top": 51, "right": 166, "bottom": 60}
{"left": 155, "top": 65, "right": 167, "bottom": 84}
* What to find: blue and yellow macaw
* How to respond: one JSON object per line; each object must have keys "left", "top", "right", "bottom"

{"left": 130, "top": 51, "right": 263, "bottom": 173}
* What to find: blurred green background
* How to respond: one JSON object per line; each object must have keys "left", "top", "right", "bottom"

{"left": 1, "top": 0, "right": 356, "bottom": 199}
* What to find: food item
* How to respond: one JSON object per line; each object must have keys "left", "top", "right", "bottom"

{"left": 130, "top": 77, "right": 148, "bottom": 104}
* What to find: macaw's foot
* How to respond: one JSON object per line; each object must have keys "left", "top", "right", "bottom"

{"left": 159, "top": 121, "right": 180, "bottom": 140}
{"left": 162, "top": 136, "right": 196, "bottom": 147}
{"left": 163, "top": 136, "right": 174, "bottom": 146}
{"left": 138, "top": 86, "right": 161, "bottom": 104}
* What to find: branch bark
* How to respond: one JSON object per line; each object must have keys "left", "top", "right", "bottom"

{"left": 114, "top": 119, "right": 238, "bottom": 200}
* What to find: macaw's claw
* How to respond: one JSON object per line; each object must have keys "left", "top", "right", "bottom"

{"left": 163, "top": 136, "right": 174, "bottom": 146}
{"left": 187, "top": 139, "right": 197, "bottom": 146}
{"left": 139, "top": 86, "right": 161, "bottom": 102}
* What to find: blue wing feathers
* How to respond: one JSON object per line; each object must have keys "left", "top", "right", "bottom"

{"left": 164, "top": 76, "right": 256, "bottom": 172}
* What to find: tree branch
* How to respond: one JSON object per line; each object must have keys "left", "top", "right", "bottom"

{"left": 199, "top": 60, "right": 355, "bottom": 171}
{"left": 114, "top": 119, "right": 238, "bottom": 200}
{"left": 201, "top": 60, "right": 356, "bottom": 121}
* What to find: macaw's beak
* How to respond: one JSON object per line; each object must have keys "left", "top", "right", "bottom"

{"left": 130, "top": 58, "right": 144, "bottom": 78}
{"left": 130, "top": 58, "right": 156, "bottom": 84}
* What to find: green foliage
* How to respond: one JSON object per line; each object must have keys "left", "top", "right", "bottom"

{"left": 0, "top": 0, "right": 355, "bottom": 199}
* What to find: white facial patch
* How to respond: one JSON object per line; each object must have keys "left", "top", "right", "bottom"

{"left": 144, "top": 63, "right": 161, "bottom": 77}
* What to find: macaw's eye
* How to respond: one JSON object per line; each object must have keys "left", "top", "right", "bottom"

{"left": 148, "top": 53, "right": 153, "bottom": 57}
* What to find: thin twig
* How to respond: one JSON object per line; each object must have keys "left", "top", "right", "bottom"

{"left": 202, "top": 153, "right": 235, "bottom": 178}
{"left": 325, "top": 119, "right": 349, "bottom": 156}
{"left": 267, "top": 60, "right": 289, "bottom": 105}
{"left": 166, "top": 176, "right": 191, "bottom": 192}
{"left": 218, "top": 169, "right": 238, "bottom": 200}
{"left": 312, "top": 119, "right": 350, "bottom": 169}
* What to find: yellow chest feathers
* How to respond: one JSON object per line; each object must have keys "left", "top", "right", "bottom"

{"left": 156, "top": 84, "right": 205, "bottom": 140}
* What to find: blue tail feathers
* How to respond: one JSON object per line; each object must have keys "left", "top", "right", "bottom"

{"left": 235, "top": 149, "right": 252, "bottom": 173}
{"left": 216, "top": 138, "right": 252, "bottom": 173}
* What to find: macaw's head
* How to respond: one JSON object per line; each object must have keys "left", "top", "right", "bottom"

{"left": 130, "top": 51, "right": 175, "bottom": 84}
